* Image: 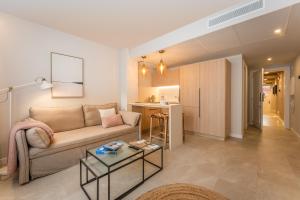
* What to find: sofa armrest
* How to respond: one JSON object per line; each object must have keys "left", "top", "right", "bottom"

{"left": 15, "top": 130, "right": 30, "bottom": 184}
{"left": 119, "top": 111, "right": 142, "bottom": 140}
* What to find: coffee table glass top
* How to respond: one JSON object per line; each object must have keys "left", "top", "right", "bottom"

{"left": 87, "top": 140, "right": 143, "bottom": 167}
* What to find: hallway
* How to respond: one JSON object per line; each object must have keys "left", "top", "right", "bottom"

{"left": 263, "top": 114, "right": 284, "bottom": 128}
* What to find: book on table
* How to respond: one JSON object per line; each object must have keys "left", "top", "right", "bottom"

{"left": 129, "top": 140, "right": 148, "bottom": 149}
{"left": 95, "top": 141, "right": 123, "bottom": 155}
{"left": 129, "top": 140, "right": 160, "bottom": 150}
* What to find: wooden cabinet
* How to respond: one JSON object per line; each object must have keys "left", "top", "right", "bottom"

{"left": 198, "top": 59, "right": 231, "bottom": 138}
{"left": 180, "top": 63, "right": 200, "bottom": 133}
{"left": 180, "top": 58, "right": 231, "bottom": 139}
{"left": 152, "top": 68, "right": 179, "bottom": 87}
{"left": 183, "top": 106, "right": 199, "bottom": 133}
{"left": 180, "top": 63, "right": 199, "bottom": 107}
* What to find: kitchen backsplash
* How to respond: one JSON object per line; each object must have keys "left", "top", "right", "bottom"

{"left": 157, "top": 86, "right": 179, "bottom": 103}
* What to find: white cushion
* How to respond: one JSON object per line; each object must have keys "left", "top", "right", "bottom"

{"left": 98, "top": 108, "right": 116, "bottom": 119}
{"left": 26, "top": 127, "right": 51, "bottom": 148}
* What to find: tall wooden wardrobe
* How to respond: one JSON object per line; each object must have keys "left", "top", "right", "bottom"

{"left": 180, "top": 58, "right": 231, "bottom": 140}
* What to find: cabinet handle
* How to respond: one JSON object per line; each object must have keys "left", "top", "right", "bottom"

{"left": 199, "top": 88, "right": 200, "bottom": 118}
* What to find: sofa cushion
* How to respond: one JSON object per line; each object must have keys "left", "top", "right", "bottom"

{"left": 29, "top": 106, "right": 85, "bottom": 133}
{"left": 29, "top": 125, "right": 137, "bottom": 159}
{"left": 119, "top": 111, "right": 141, "bottom": 127}
{"left": 83, "top": 103, "right": 118, "bottom": 127}
{"left": 98, "top": 108, "right": 116, "bottom": 119}
{"left": 102, "top": 114, "right": 124, "bottom": 128}
{"left": 26, "top": 127, "right": 51, "bottom": 148}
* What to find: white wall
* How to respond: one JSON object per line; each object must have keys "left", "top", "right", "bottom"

{"left": 0, "top": 13, "right": 119, "bottom": 160}
{"left": 291, "top": 56, "right": 300, "bottom": 135}
{"left": 119, "top": 49, "right": 139, "bottom": 110}
{"left": 243, "top": 59, "right": 249, "bottom": 130}
{"left": 226, "top": 55, "right": 244, "bottom": 139}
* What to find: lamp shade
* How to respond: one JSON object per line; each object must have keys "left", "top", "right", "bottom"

{"left": 40, "top": 80, "right": 53, "bottom": 90}
{"left": 34, "top": 77, "right": 53, "bottom": 90}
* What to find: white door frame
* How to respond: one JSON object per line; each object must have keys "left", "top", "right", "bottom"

{"left": 249, "top": 69, "right": 263, "bottom": 128}
{"left": 263, "top": 66, "right": 290, "bottom": 128}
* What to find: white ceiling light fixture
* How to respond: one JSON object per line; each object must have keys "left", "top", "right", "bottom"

{"left": 267, "top": 57, "right": 272, "bottom": 61}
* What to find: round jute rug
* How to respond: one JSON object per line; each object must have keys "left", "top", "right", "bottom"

{"left": 137, "top": 183, "right": 229, "bottom": 200}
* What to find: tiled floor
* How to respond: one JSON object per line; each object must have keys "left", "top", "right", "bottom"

{"left": 1, "top": 119, "right": 300, "bottom": 200}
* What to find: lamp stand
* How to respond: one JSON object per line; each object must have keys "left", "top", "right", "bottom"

{"left": 0, "top": 78, "right": 52, "bottom": 176}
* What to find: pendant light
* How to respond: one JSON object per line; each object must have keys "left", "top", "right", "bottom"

{"left": 158, "top": 50, "right": 166, "bottom": 75}
{"left": 141, "top": 56, "right": 147, "bottom": 76}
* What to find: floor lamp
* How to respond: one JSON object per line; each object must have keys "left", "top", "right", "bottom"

{"left": 0, "top": 77, "right": 53, "bottom": 176}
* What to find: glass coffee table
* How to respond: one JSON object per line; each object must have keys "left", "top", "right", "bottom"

{"left": 80, "top": 141, "right": 163, "bottom": 200}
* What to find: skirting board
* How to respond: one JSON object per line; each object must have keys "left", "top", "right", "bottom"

{"left": 291, "top": 128, "right": 300, "bottom": 137}
{"left": 185, "top": 131, "right": 226, "bottom": 141}
{"left": 230, "top": 133, "right": 243, "bottom": 139}
{"left": 185, "top": 131, "right": 243, "bottom": 140}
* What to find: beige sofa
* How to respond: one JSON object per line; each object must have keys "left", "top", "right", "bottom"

{"left": 15, "top": 103, "right": 141, "bottom": 184}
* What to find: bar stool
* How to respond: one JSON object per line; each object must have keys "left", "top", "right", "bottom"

{"left": 149, "top": 113, "right": 169, "bottom": 147}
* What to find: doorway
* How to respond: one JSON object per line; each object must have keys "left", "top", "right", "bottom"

{"left": 263, "top": 71, "right": 284, "bottom": 127}
{"left": 250, "top": 66, "right": 290, "bottom": 129}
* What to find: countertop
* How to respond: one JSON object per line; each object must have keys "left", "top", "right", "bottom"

{"left": 129, "top": 102, "right": 180, "bottom": 109}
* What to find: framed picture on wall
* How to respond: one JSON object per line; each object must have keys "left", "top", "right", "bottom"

{"left": 51, "top": 52, "right": 84, "bottom": 98}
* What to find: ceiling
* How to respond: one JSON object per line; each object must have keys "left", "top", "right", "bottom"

{"left": 144, "top": 4, "right": 300, "bottom": 68}
{"left": 0, "top": 0, "right": 249, "bottom": 48}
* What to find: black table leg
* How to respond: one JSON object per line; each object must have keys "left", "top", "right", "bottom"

{"left": 142, "top": 151, "right": 145, "bottom": 182}
{"left": 161, "top": 147, "right": 164, "bottom": 169}
{"left": 97, "top": 178, "right": 99, "bottom": 200}
{"left": 108, "top": 167, "right": 110, "bottom": 200}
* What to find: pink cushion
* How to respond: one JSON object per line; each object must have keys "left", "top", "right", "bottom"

{"left": 101, "top": 114, "right": 124, "bottom": 128}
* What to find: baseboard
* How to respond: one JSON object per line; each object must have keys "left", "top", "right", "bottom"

{"left": 185, "top": 130, "right": 244, "bottom": 140}
{"left": 190, "top": 131, "right": 226, "bottom": 141}
{"left": 291, "top": 128, "right": 300, "bottom": 137}
{"left": 230, "top": 133, "right": 243, "bottom": 139}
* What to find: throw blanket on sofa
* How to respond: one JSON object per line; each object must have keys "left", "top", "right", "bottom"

{"left": 7, "top": 118, "right": 54, "bottom": 175}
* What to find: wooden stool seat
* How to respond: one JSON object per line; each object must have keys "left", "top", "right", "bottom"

{"left": 149, "top": 113, "right": 169, "bottom": 147}
{"left": 150, "top": 113, "right": 168, "bottom": 119}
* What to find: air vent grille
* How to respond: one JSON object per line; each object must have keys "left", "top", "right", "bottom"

{"left": 208, "top": 0, "right": 264, "bottom": 27}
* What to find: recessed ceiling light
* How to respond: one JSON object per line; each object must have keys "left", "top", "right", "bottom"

{"left": 267, "top": 57, "right": 272, "bottom": 61}
{"left": 274, "top": 28, "right": 282, "bottom": 34}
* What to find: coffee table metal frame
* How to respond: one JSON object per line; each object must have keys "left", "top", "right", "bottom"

{"left": 80, "top": 145, "right": 163, "bottom": 200}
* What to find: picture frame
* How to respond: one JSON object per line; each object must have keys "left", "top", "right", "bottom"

{"left": 51, "top": 52, "right": 84, "bottom": 98}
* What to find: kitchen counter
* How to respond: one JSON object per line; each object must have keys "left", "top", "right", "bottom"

{"left": 129, "top": 102, "right": 183, "bottom": 150}
{"left": 129, "top": 102, "right": 180, "bottom": 109}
